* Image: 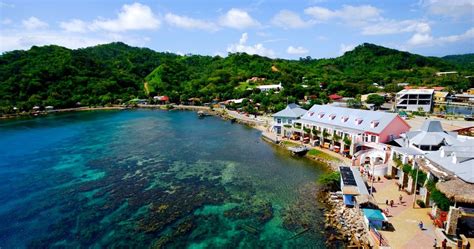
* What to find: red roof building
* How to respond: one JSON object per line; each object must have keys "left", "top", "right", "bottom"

{"left": 329, "top": 94, "right": 343, "bottom": 101}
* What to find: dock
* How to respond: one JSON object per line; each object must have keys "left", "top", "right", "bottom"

{"left": 287, "top": 146, "right": 309, "bottom": 156}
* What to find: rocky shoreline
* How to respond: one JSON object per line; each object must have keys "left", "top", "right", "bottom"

{"left": 318, "top": 191, "right": 371, "bottom": 248}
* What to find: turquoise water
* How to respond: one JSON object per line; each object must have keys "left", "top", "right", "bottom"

{"left": 0, "top": 110, "right": 329, "bottom": 248}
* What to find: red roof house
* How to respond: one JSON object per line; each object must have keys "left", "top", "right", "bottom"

{"left": 329, "top": 94, "right": 343, "bottom": 101}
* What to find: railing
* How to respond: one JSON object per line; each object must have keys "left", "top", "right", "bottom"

{"left": 369, "top": 227, "right": 389, "bottom": 247}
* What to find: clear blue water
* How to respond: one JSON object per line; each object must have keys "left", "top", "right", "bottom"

{"left": 0, "top": 109, "right": 329, "bottom": 248}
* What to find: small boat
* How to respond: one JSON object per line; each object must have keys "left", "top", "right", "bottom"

{"left": 287, "top": 146, "right": 309, "bottom": 156}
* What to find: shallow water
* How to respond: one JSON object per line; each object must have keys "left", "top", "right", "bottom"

{"left": 0, "top": 109, "right": 329, "bottom": 248}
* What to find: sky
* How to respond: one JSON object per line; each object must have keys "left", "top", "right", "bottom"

{"left": 0, "top": 0, "right": 473, "bottom": 59}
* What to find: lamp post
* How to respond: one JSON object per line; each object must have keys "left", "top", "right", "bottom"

{"left": 412, "top": 165, "right": 419, "bottom": 208}
{"left": 370, "top": 159, "right": 375, "bottom": 195}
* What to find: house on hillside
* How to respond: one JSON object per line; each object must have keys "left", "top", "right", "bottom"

{"left": 154, "top": 95, "right": 170, "bottom": 104}
{"left": 434, "top": 92, "right": 450, "bottom": 104}
{"left": 329, "top": 94, "right": 343, "bottom": 101}
{"left": 257, "top": 83, "right": 283, "bottom": 92}
{"left": 271, "top": 104, "right": 307, "bottom": 137}
{"left": 296, "top": 105, "right": 410, "bottom": 155}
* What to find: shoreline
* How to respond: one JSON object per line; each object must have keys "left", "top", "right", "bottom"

{"left": 1, "top": 104, "right": 362, "bottom": 246}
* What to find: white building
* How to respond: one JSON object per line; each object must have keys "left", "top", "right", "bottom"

{"left": 396, "top": 89, "right": 434, "bottom": 112}
{"left": 257, "top": 83, "right": 283, "bottom": 92}
{"left": 272, "top": 104, "right": 306, "bottom": 137}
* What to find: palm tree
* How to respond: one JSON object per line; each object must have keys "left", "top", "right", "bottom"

{"left": 312, "top": 127, "right": 320, "bottom": 145}
{"left": 322, "top": 129, "right": 330, "bottom": 147}
{"left": 333, "top": 131, "right": 342, "bottom": 146}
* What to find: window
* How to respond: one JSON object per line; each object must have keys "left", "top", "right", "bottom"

{"left": 318, "top": 112, "right": 325, "bottom": 118}
{"left": 341, "top": 116, "right": 348, "bottom": 122}
{"left": 355, "top": 118, "right": 363, "bottom": 125}
{"left": 309, "top": 112, "right": 314, "bottom": 116}
{"left": 277, "top": 118, "right": 281, "bottom": 124}
{"left": 329, "top": 114, "right": 336, "bottom": 120}
{"left": 371, "top": 136, "right": 376, "bottom": 142}
{"left": 371, "top": 120, "right": 379, "bottom": 128}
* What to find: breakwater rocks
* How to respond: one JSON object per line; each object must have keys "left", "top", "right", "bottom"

{"left": 318, "top": 191, "right": 370, "bottom": 248}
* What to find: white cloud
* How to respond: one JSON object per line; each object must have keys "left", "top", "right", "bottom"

{"left": 22, "top": 17, "right": 48, "bottom": 30}
{"left": 0, "top": 28, "right": 151, "bottom": 52}
{"left": 407, "top": 33, "right": 434, "bottom": 46}
{"left": 287, "top": 46, "right": 309, "bottom": 55}
{"left": 422, "top": 0, "right": 474, "bottom": 18}
{"left": 362, "top": 20, "right": 431, "bottom": 35}
{"left": 164, "top": 13, "right": 218, "bottom": 32}
{"left": 339, "top": 43, "right": 355, "bottom": 55}
{"left": 304, "top": 5, "right": 381, "bottom": 25}
{"left": 227, "top": 32, "right": 275, "bottom": 58}
{"left": 0, "top": 1, "right": 14, "bottom": 8}
{"left": 219, "top": 8, "right": 260, "bottom": 29}
{"left": 1, "top": 18, "right": 12, "bottom": 25}
{"left": 407, "top": 27, "right": 474, "bottom": 47}
{"left": 91, "top": 3, "right": 160, "bottom": 32}
{"left": 271, "top": 10, "right": 312, "bottom": 29}
{"left": 60, "top": 19, "right": 88, "bottom": 33}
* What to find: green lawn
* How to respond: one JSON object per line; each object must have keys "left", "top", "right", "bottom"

{"left": 307, "top": 149, "right": 339, "bottom": 162}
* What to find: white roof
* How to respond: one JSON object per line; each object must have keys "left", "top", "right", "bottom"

{"left": 397, "top": 89, "right": 435, "bottom": 95}
{"left": 257, "top": 83, "right": 282, "bottom": 89}
{"left": 300, "top": 105, "right": 403, "bottom": 134}
{"left": 425, "top": 140, "right": 474, "bottom": 183}
{"left": 272, "top": 104, "right": 307, "bottom": 118}
{"left": 405, "top": 120, "right": 458, "bottom": 146}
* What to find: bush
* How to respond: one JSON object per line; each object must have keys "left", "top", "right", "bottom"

{"left": 318, "top": 171, "right": 341, "bottom": 191}
{"left": 416, "top": 200, "right": 426, "bottom": 208}
{"left": 402, "top": 164, "right": 412, "bottom": 173}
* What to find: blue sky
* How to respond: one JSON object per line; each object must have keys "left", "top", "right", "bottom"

{"left": 0, "top": 0, "right": 473, "bottom": 59}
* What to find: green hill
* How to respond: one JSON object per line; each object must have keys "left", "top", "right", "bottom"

{"left": 442, "top": 53, "right": 474, "bottom": 70}
{"left": 0, "top": 42, "right": 472, "bottom": 114}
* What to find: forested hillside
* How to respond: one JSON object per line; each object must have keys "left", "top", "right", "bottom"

{"left": 442, "top": 53, "right": 474, "bottom": 71}
{"left": 0, "top": 42, "right": 472, "bottom": 114}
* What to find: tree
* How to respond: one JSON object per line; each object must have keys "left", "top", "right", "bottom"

{"left": 366, "top": 94, "right": 385, "bottom": 109}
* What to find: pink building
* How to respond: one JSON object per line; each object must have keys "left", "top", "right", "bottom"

{"left": 297, "top": 105, "right": 410, "bottom": 155}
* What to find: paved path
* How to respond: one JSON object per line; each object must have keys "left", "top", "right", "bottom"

{"left": 371, "top": 178, "right": 436, "bottom": 249}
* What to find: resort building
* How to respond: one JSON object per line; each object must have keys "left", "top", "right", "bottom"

{"left": 257, "top": 83, "right": 283, "bottom": 92}
{"left": 419, "top": 140, "right": 474, "bottom": 243}
{"left": 297, "top": 105, "right": 410, "bottom": 156}
{"left": 396, "top": 120, "right": 459, "bottom": 153}
{"left": 395, "top": 89, "right": 434, "bottom": 112}
{"left": 271, "top": 104, "right": 306, "bottom": 137}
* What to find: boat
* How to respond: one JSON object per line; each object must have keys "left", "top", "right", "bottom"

{"left": 287, "top": 145, "right": 309, "bottom": 156}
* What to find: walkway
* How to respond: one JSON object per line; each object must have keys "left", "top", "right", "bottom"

{"left": 370, "top": 178, "right": 436, "bottom": 249}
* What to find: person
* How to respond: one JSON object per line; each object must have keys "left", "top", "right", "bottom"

{"left": 398, "top": 184, "right": 402, "bottom": 191}
{"left": 441, "top": 238, "right": 447, "bottom": 249}
{"left": 433, "top": 238, "right": 437, "bottom": 248}
{"left": 419, "top": 221, "right": 424, "bottom": 230}
{"left": 386, "top": 199, "right": 389, "bottom": 205}
{"left": 399, "top": 194, "right": 403, "bottom": 204}
{"left": 390, "top": 200, "right": 394, "bottom": 207}
{"left": 378, "top": 176, "right": 381, "bottom": 182}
